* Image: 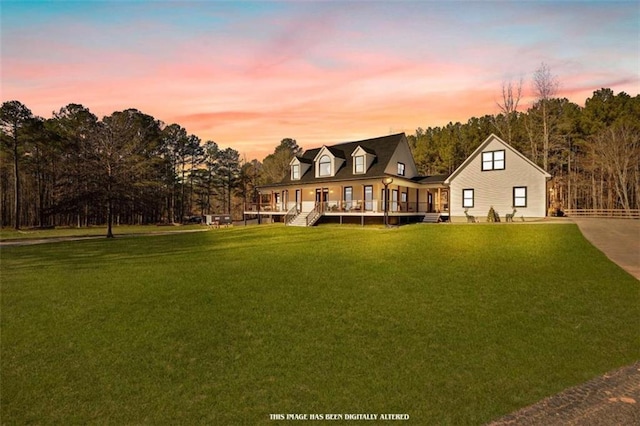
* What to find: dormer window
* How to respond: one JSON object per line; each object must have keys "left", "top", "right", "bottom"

{"left": 351, "top": 146, "right": 375, "bottom": 175}
{"left": 397, "top": 162, "right": 405, "bottom": 176}
{"left": 290, "top": 157, "right": 311, "bottom": 180}
{"left": 319, "top": 155, "right": 331, "bottom": 176}
{"left": 313, "top": 146, "right": 345, "bottom": 178}
{"left": 354, "top": 156, "right": 365, "bottom": 174}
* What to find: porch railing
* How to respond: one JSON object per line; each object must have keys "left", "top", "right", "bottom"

{"left": 244, "top": 202, "right": 284, "bottom": 212}
{"left": 320, "top": 200, "right": 447, "bottom": 214}
{"left": 564, "top": 209, "right": 640, "bottom": 219}
{"left": 245, "top": 201, "right": 450, "bottom": 214}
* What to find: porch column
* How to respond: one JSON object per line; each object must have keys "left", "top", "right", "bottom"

{"left": 437, "top": 188, "right": 441, "bottom": 213}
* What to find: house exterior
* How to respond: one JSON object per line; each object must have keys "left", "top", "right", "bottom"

{"left": 244, "top": 133, "right": 550, "bottom": 226}
{"left": 445, "top": 134, "right": 551, "bottom": 222}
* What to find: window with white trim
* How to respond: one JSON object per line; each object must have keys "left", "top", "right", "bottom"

{"left": 397, "top": 162, "right": 405, "bottom": 176}
{"left": 513, "top": 186, "right": 527, "bottom": 207}
{"left": 482, "top": 150, "right": 505, "bottom": 171}
{"left": 319, "top": 155, "right": 331, "bottom": 176}
{"left": 462, "top": 189, "right": 474, "bottom": 208}
{"left": 291, "top": 164, "right": 300, "bottom": 180}
{"left": 354, "top": 156, "right": 365, "bottom": 173}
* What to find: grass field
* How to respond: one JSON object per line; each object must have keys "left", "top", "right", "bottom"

{"left": 1, "top": 224, "right": 638, "bottom": 424}
{"left": 0, "top": 224, "right": 205, "bottom": 241}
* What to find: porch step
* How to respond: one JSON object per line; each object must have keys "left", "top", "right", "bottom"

{"left": 422, "top": 213, "right": 441, "bottom": 223}
{"left": 288, "top": 211, "right": 313, "bottom": 227}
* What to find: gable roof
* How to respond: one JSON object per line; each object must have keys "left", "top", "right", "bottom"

{"left": 352, "top": 145, "right": 376, "bottom": 156}
{"left": 273, "top": 133, "right": 408, "bottom": 186}
{"left": 313, "top": 145, "right": 347, "bottom": 162}
{"left": 444, "top": 134, "right": 551, "bottom": 184}
{"left": 292, "top": 156, "right": 313, "bottom": 165}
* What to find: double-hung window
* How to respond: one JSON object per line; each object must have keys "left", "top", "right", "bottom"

{"left": 513, "top": 187, "right": 527, "bottom": 207}
{"left": 291, "top": 164, "right": 300, "bottom": 180}
{"left": 462, "top": 189, "right": 474, "bottom": 208}
{"left": 397, "top": 162, "right": 405, "bottom": 176}
{"left": 482, "top": 150, "right": 505, "bottom": 171}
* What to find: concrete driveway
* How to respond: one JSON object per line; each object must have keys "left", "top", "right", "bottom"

{"left": 571, "top": 218, "right": 640, "bottom": 281}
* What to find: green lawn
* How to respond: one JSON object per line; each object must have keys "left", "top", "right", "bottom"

{"left": 0, "top": 224, "right": 205, "bottom": 241}
{"left": 1, "top": 224, "right": 638, "bottom": 425}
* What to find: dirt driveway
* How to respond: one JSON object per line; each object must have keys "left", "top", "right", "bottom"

{"left": 571, "top": 218, "right": 640, "bottom": 281}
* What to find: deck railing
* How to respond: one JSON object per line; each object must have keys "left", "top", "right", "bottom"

{"left": 564, "top": 209, "right": 640, "bottom": 219}
{"left": 321, "top": 200, "right": 446, "bottom": 214}
{"left": 244, "top": 201, "right": 449, "bottom": 215}
{"left": 244, "top": 202, "right": 284, "bottom": 212}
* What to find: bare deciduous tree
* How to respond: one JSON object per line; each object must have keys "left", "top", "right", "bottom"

{"left": 494, "top": 78, "right": 522, "bottom": 144}
{"left": 532, "top": 62, "right": 559, "bottom": 171}
{"left": 591, "top": 125, "right": 640, "bottom": 212}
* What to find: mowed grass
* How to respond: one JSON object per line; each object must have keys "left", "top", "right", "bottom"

{"left": 0, "top": 224, "right": 205, "bottom": 241}
{"left": 1, "top": 224, "right": 638, "bottom": 425}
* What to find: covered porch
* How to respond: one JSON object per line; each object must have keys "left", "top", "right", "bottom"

{"left": 243, "top": 179, "right": 450, "bottom": 225}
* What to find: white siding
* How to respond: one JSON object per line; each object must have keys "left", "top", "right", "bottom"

{"left": 449, "top": 138, "right": 548, "bottom": 221}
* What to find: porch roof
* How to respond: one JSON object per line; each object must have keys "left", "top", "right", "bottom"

{"left": 413, "top": 174, "right": 449, "bottom": 184}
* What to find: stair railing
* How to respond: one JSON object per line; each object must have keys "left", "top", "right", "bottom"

{"left": 306, "top": 203, "right": 322, "bottom": 226}
{"left": 284, "top": 205, "right": 300, "bottom": 225}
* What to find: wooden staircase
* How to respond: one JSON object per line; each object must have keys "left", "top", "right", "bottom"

{"left": 422, "top": 213, "right": 442, "bottom": 223}
{"left": 288, "top": 210, "right": 322, "bottom": 227}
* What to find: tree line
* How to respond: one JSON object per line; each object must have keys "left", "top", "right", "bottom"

{"left": 0, "top": 103, "right": 276, "bottom": 233}
{"left": 2, "top": 69, "right": 638, "bottom": 231}
{"left": 409, "top": 84, "right": 639, "bottom": 214}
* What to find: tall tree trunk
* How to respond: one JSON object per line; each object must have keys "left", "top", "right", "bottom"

{"left": 106, "top": 166, "right": 114, "bottom": 238}
{"left": 12, "top": 128, "right": 20, "bottom": 230}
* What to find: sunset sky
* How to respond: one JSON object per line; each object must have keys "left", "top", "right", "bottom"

{"left": 2, "top": 0, "right": 638, "bottom": 160}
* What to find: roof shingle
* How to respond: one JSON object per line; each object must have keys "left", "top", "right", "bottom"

{"left": 279, "top": 133, "right": 406, "bottom": 185}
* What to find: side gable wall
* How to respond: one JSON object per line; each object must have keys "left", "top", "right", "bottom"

{"left": 449, "top": 137, "right": 548, "bottom": 220}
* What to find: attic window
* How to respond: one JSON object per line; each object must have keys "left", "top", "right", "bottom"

{"left": 319, "top": 155, "right": 331, "bottom": 176}
{"left": 482, "top": 150, "right": 505, "bottom": 171}
{"left": 397, "top": 162, "right": 405, "bottom": 176}
{"left": 292, "top": 164, "right": 300, "bottom": 180}
{"left": 354, "top": 156, "right": 365, "bottom": 173}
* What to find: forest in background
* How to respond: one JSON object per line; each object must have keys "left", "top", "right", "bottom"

{"left": 2, "top": 70, "right": 639, "bottom": 231}
{"left": 409, "top": 86, "right": 639, "bottom": 215}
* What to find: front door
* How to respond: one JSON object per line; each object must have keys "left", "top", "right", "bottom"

{"left": 315, "top": 188, "right": 329, "bottom": 211}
